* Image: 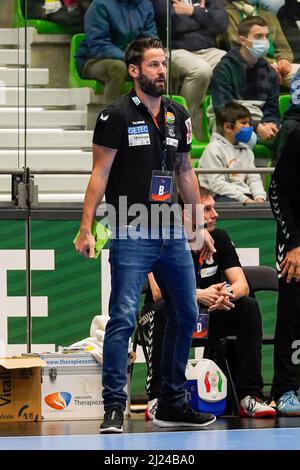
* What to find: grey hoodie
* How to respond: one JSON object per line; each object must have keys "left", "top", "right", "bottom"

{"left": 198, "top": 132, "right": 266, "bottom": 203}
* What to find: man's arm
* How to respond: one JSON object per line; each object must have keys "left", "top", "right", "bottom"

{"left": 85, "top": 3, "right": 124, "bottom": 60}
{"left": 211, "top": 61, "right": 234, "bottom": 111}
{"left": 224, "top": 266, "right": 249, "bottom": 299}
{"left": 140, "top": 2, "right": 158, "bottom": 38}
{"left": 75, "top": 144, "right": 117, "bottom": 258}
{"left": 261, "top": 67, "right": 281, "bottom": 128}
{"left": 175, "top": 152, "right": 215, "bottom": 259}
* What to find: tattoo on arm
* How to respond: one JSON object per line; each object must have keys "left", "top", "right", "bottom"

{"left": 174, "top": 152, "right": 192, "bottom": 175}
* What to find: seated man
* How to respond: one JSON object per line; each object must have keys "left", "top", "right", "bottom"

{"left": 199, "top": 102, "right": 266, "bottom": 203}
{"left": 209, "top": 15, "right": 280, "bottom": 146}
{"left": 27, "top": 0, "right": 84, "bottom": 34}
{"left": 140, "top": 189, "right": 275, "bottom": 420}
{"left": 224, "top": 1, "right": 299, "bottom": 87}
{"left": 76, "top": 0, "right": 158, "bottom": 105}
{"left": 152, "top": 0, "right": 228, "bottom": 141}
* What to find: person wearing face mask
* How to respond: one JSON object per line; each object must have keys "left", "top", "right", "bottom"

{"left": 208, "top": 16, "right": 280, "bottom": 146}
{"left": 199, "top": 102, "right": 266, "bottom": 203}
{"left": 224, "top": 1, "right": 299, "bottom": 87}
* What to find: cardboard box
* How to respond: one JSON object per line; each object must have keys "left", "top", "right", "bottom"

{"left": 41, "top": 353, "right": 130, "bottom": 421}
{"left": 0, "top": 356, "right": 46, "bottom": 423}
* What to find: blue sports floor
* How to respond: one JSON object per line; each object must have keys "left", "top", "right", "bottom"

{"left": 1, "top": 416, "right": 300, "bottom": 450}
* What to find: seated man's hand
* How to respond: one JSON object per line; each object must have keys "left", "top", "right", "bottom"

{"left": 277, "top": 59, "right": 292, "bottom": 76}
{"left": 208, "top": 295, "right": 235, "bottom": 312}
{"left": 196, "top": 282, "right": 226, "bottom": 307}
{"left": 270, "top": 62, "right": 283, "bottom": 83}
{"left": 172, "top": 0, "right": 194, "bottom": 15}
{"left": 257, "top": 122, "right": 278, "bottom": 141}
{"left": 255, "top": 197, "right": 265, "bottom": 203}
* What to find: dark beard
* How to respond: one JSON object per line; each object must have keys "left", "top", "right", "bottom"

{"left": 138, "top": 72, "right": 166, "bottom": 97}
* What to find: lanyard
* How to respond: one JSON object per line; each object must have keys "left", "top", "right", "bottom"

{"left": 196, "top": 254, "right": 204, "bottom": 285}
{"left": 131, "top": 91, "right": 169, "bottom": 171}
{"left": 146, "top": 106, "right": 168, "bottom": 171}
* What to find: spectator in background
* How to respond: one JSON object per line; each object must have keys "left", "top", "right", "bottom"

{"left": 76, "top": 0, "right": 158, "bottom": 105}
{"left": 27, "top": 0, "right": 85, "bottom": 34}
{"left": 278, "top": 0, "right": 300, "bottom": 64}
{"left": 199, "top": 102, "right": 266, "bottom": 203}
{"left": 224, "top": 1, "right": 299, "bottom": 87}
{"left": 260, "top": 0, "right": 285, "bottom": 15}
{"left": 151, "top": 0, "right": 228, "bottom": 141}
{"left": 209, "top": 16, "right": 280, "bottom": 146}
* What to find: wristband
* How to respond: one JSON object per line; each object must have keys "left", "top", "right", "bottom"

{"left": 196, "top": 223, "right": 208, "bottom": 230}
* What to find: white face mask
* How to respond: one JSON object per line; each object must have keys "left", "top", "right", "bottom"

{"left": 248, "top": 39, "right": 269, "bottom": 59}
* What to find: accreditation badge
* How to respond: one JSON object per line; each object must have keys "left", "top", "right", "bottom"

{"left": 149, "top": 170, "right": 175, "bottom": 203}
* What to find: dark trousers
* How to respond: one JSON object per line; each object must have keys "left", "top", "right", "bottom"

{"left": 141, "top": 296, "right": 264, "bottom": 401}
{"left": 272, "top": 231, "right": 300, "bottom": 400}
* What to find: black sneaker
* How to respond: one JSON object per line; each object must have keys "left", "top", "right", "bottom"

{"left": 153, "top": 402, "right": 216, "bottom": 428}
{"left": 100, "top": 403, "right": 124, "bottom": 434}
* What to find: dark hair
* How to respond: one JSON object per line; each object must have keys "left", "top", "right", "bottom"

{"left": 238, "top": 15, "right": 268, "bottom": 37}
{"left": 216, "top": 102, "right": 251, "bottom": 133}
{"left": 200, "top": 187, "right": 213, "bottom": 199}
{"left": 125, "top": 37, "right": 164, "bottom": 68}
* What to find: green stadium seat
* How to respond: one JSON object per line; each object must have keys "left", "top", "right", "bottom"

{"left": 13, "top": 0, "right": 69, "bottom": 34}
{"left": 170, "top": 94, "right": 208, "bottom": 159}
{"left": 69, "top": 33, "right": 103, "bottom": 93}
{"left": 69, "top": 33, "right": 132, "bottom": 95}
{"left": 279, "top": 94, "right": 291, "bottom": 116}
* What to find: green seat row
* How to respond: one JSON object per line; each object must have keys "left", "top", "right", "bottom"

{"left": 69, "top": 33, "right": 132, "bottom": 95}
{"left": 68, "top": 35, "right": 291, "bottom": 163}
{"left": 13, "top": 0, "right": 69, "bottom": 34}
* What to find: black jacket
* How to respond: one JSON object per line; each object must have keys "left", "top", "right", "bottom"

{"left": 269, "top": 125, "right": 300, "bottom": 250}
{"left": 151, "top": 0, "right": 228, "bottom": 50}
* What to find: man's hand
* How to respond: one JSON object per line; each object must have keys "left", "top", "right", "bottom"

{"left": 198, "top": 228, "right": 216, "bottom": 260}
{"left": 172, "top": 0, "right": 194, "bottom": 15}
{"left": 256, "top": 122, "right": 278, "bottom": 141}
{"left": 277, "top": 59, "right": 292, "bottom": 76}
{"left": 196, "top": 282, "right": 227, "bottom": 307}
{"left": 208, "top": 294, "right": 235, "bottom": 312}
{"left": 280, "top": 247, "right": 300, "bottom": 283}
{"left": 270, "top": 62, "right": 283, "bottom": 83}
{"left": 75, "top": 228, "right": 95, "bottom": 259}
{"left": 255, "top": 197, "right": 265, "bottom": 203}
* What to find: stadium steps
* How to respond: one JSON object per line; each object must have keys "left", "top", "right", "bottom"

{"left": 0, "top": 27, "right": 93, "bottom": 198}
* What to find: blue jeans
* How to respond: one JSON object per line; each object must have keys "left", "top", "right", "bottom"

{"left": 102, "top": 226, "right": 198, "bottom": 408}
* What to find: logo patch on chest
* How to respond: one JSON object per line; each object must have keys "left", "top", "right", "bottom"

{"left": 128, "top": 125, "right": 150, "bottom": 146}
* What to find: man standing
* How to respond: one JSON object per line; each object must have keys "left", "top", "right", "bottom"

{"left": 152, "top": 0, "right": 228, "bottom": 141}
{"left": 76, "top": 0, "right": 158, "bottom": 105}
{"left": 269, "top": 125, "right": 300, "bottom": 415}
{"left": 210, "top": 16, "right": 280, "bottom": 145}
{"left": 75, "top": 37, "right": 216, "bottom": 433}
